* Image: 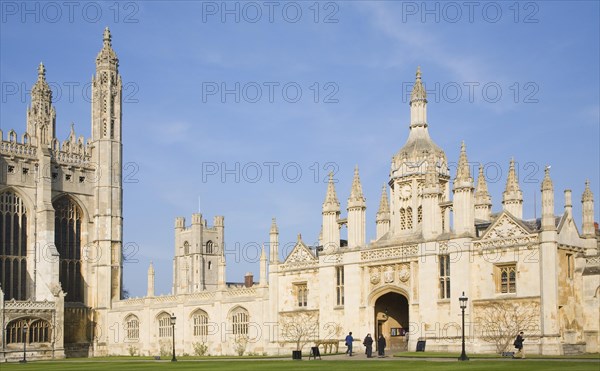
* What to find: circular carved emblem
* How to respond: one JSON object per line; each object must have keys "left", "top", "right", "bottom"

{"left": 370, "top": 273, "right": 380, "bottom": 285}
{"left": 398, "top": 266, "right": 410, "bottom": 282}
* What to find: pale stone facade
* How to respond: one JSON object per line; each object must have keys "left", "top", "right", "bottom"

{"left": 1, "top": 31, "right": 599, "bottom": 360}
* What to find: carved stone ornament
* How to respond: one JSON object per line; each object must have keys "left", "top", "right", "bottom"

{"left": 398, "top": 265, "right": 410, "bottom": 282}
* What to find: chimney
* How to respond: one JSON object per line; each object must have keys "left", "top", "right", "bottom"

{"left": 244, "top": 272, "right": 254, "bottom": 288}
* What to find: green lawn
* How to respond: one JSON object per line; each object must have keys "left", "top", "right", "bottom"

{"left": 2, "top": 360, "right": 599, "bottom": 371}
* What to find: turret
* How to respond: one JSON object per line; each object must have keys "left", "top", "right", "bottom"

{"left": 269, "top": 218, "right": 279, "bottom": 264}
{"left": 376, "top": 185, "right": 391, "bottom": 239}
{"left": 582, "top": 180, "right": 595, "bottom": 238}
{"left": 502, "top": 158, "right": 523, "bottom": 219}
{"left": 452, "top": 142, "right": 474, "bottom": 235}
{"left": 27, "top": 62, "right": 56, "bottom": 146}
{"left": 474, "top": 164, "right": 492, "bottom": 221}
{"left": 541, "top": 166, "right": 555, "bottom": 231}
{"left": 322, "top": 173, "right": 340, "bottom": 253}
{"left": 347, "top": 166, "right": 366, "bottom": 248}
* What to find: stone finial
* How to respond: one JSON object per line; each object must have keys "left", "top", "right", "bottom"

{"left": 541, "top": 165, "right": 553, "bottom": 192}
{"left": 475, "top": 164, "right": 491, "bottom": 204}
{"left": 270, "top": 217, "right": 279, "bottom": 234}
{"left": 582, "top": 179, "right": 594, "bottom": 202}
{"left": 410, "top": 66, "right": 427, "bottom": 105}
{"left": 148, "top": 261, "right": 154, "bottom": 274}
{"left": 454, "top": 141, "right": 473, "bottom": 185}
{"left": 38, "top": 62, "right": 46, "bottom": 78}
{"left": 103, "top": 27, "right": 112, "bottom": 44}
{"left": 348, "top": 166, "right": 366, "bottom": 207}
{"left": 322, "top": 172, "right": 340, "bottom": 212}
{"left": 504, "top": 158, "right": 521, "bottom": 194}
{"left": 297, "top": 233, "right": 302, "bottom": 242}
{"left": 377, "top": 185, "right": 390, "bottom": 214}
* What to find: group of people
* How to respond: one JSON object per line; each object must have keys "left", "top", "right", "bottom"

{"left": 344, "top": 332, "right": 387, "bottom": 358}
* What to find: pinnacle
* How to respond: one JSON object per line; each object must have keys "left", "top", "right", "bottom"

{"left": 323, "top": 172, "right": 340, "bottom": 212}
{"left": 349, "top": 166, "right": 366, "bottom": 204}
{"left": 454, "top": 141, "right": 472, "bottom": 184}
{"left": 541, "top": 165, "right": 553, "bottom": 191}
{"left": 475, "top": 164, "right": 491, "bottom": 205}
{"left": 377, "top": 184, "right": 390, "bottom": 215}
{"left": 582, "top": 179, "right": 594, "bottom": 202}
{"left": 410, "top": 66, "right": 427, "bottom": 104}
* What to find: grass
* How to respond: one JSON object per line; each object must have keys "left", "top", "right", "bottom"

{"left": 394, "top": 352, "right": 600, "bottom": 359}
{"left": 1, "top": 359, "right": 598, "bottom": 371}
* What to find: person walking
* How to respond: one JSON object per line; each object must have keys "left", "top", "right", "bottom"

{"left": 377, "top": 334, "right": 386, "bottom": 358}
{"left": 363, "top": 334, "right": 373, "bottom": 358}
{"left": 513, "top": 331, "right": 525, "bottom": 359}
{"left": 345, "top": 332, "right": 354, "bottom": 356}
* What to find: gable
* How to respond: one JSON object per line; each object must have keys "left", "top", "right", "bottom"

{"left": 283, "top": 241, "right": 317, "bottom": 264}
{"left": 482, "top": 213, "right": 531, "bottom": 240}
{"left": 474, "top": 212, "right": 537, "bottom": 249}
{"left": 557, "top": 212, "right": 583, "bottom": 245}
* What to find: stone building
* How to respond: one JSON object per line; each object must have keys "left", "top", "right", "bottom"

{"left": 1, "top": 30, "right": 598, "bottom": 360}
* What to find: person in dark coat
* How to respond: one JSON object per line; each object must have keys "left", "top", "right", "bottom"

{"left": 513, "top": 332, "right": 525, "bottom": 359}
{"left": 363, "top": 334, "right": 374, "bottom": 358}
{"left": 377, "top": 334, "right": 386, "bottom": 357}
{"left": 345, "top": 332, "right": 354, "bottom": 356}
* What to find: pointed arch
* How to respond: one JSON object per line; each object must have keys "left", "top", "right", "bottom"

{"left": 52, "top": 195, "right": 84, "bottom": 302}
{"left": 0, "top": 189, "right": 29, "bottom": 300}
{"left": 124, "top": 313, "right": 140, "bottom": 341}
{"left": 228, "top": 306, "right": 249, "bottom": 336}
{"left": 156, "top": 311, "right": 173, "bottom": 338}
{"left": 190, "top": 309, "right": 209, "bottom": 338}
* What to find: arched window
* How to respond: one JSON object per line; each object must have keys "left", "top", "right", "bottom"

{"left": 406, "top": 207, "right": 413, "bottom": 229}
{"left": 53, "top": 196, "right": 83, "bottom": 303}
{"left": 399, "top": 208, "right": 406, "bottom": 230}
{"left": 206, "top": 240, "right": 213, "bottom": 254}
{"left": 231, "top": 307, "right": 249, "bottom": 335}
{"left": 192, "top": 310, "right": 209, "bottom": 339}
{"left": 6, "top": 318, "right": 51, "bottom": 344}
{"left": 184, "top": 241, "right": 189, "bottom": 255}
{"left": 417, "top": 206, "right": 423, "bottom": 224}
{"left": 125, "top": 315, "right": 140, "bottom": 341}
{"left": 208, "top": 261, "right": 212, "bottom": 270}
{"left": 0, "top": 191, "right": 28, "bottom": 301}
{"left": 157, "top": 313, "right": 172, "bottom": 338}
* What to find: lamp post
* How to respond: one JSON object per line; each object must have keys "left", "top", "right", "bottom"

{"left": 170, "top": 314, "right": 177, "bottom": 362}
{"left": 20, "top": 323, "right": 28, "bottom": 363}
{"left": 458, "top": 292, "right": 469, "bottom": 361}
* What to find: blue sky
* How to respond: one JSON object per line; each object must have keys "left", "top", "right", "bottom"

{"left": 1, "top": 1, "right": 599, "bottom": 297}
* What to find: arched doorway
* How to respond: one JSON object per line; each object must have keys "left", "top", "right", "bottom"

{"left": 374, "top": 292, "right": 409, "bottom": 352}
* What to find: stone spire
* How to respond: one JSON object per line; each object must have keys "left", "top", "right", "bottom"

{"left": 376, "top": 185, "right": 391, "bottom": 239}
{"left": 454, "top": 141, "right": 473, "bottom": 186}
{"left": 453, "top": 142, "right": 474, "bottom": 235}
{"left": 474, "top": 164, "right": 492, "bottom": 221}
{"left": 96, "top": 27, "right": 119, "bottom": 69}
{"left": 323, "top": 172, "right": 340, "bottom": 213}
{"left": 582, "top": 180, "right": 595, "bottom": 238}
{"left": 376, "top": 185, "right": 390, "bottom": 219}
{"left": 502, "top": 158, "right": 523, "bottom": 219}
{"left": 147, "top": 262, "right": 155, "bottom": 297}
{"left": 348, "top": 166, "right": 366, "bottom": 207}
{"left": 322, "top": 172, "right": 340, "bottom": 252}
{"left": 541, "top": 166, "right": 555, "bottom": 231}
{"left": 27, "top": 62, "right": 56, "bottom": 145}
{"left": 347, "top": 166, "right": 366, "bottom": 248}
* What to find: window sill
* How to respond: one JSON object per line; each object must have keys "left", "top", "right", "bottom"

{"left": 334, "top": 305, "right": 344, "bottom": 310}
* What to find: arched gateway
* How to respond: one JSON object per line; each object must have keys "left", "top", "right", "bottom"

{"left": 373, "top": 291, "right": 409, "bottom": 352}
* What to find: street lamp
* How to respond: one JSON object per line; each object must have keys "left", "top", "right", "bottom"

{"left": 170, "top": 314, "right": 177, "bottom": 362}
{"left": 458, "top": 292, "right": 469, "bottom": 361}
{"left": 20, "top": 323, "right": 28, "bottom": 363}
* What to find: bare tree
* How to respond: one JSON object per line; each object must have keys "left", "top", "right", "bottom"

{"left": 280, "top": 310, "right": 319, "bottom": 352}
{"left": 476, "top": 300, "right": 540, "bottom": 354}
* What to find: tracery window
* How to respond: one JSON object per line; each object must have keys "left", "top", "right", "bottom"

{"left": 6, "top": 318, "right": 50, "bottom": 344}
{"left": 496, "top": 264, "right": 516, "bottom": 294}
{"left": 0, "top": 191, "right": 28, "bottom": 300}
{"left": 417, "top": 206, "right": 423, "bottom": 224}
{"left": 158, "top": 313, "right": 172, "bottom": 338}
{"left": 406, "top": 207, "right": 413, "bottom": 229}
{"left": 125, "top": 315, "right": 140, "bottom": 341}
{"left": 192, "top": 310, "right": 209, "bottom": 338}
{"left": 400, "top": 208, "right": 406, "bottom": 230}
{"left": 439, "top": 255, "right": 450, "bottom": 299}
{"left": 231, "top": 307, "right": 249, "bottom": 335}
{"left": 336, "top": 266, "right": 344, "bottom": 306}
{"left": 294, "top": 283, "right": 308, "bottom": 307}
{"left": 54, "top": 196, "right": 83, "bottom": 302}
{"left": 206, "top": 240, "right": 213, "bottom": 254}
